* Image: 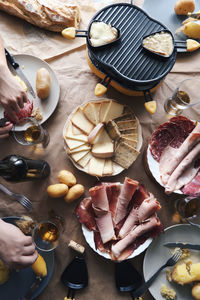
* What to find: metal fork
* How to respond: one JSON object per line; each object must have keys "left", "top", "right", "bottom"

{"left": 131, "top": 248, "right": 182, "bottom": 298}
{"left": 0, "top": 183, "right": 33, "bottom": 211}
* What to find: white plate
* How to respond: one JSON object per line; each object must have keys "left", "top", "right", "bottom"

{"left": 81, "top": 182, "right": 153, "bottom": 260}
{"left": 1, "top": 54, "right": 60, "bottom": 131}
{"left": 143, "top": 224, "right": 200, "bottom": 300}
{"left": 146, "top": 144, "right": 182, "bottom": 194}
{"left": 63, "top": 99, "right": 143, "bottom": 177}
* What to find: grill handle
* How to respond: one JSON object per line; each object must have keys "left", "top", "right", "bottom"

{"left": 143, "top": 90, "right": 157, "bottom": 114}
{"left": 95, "top": 76, "right": 111, "bottom": 97}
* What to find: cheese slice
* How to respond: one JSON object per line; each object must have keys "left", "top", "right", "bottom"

{"left": 103, "top": 159, "right": 113, "bottom": 175}
{"left": 72, "top": 125, "right": 83, "bottom": 135}
{"left": 99, "top": 101, "right": 111, "bottom": 122}
{"left": 82, "top": 102, "right": 97, "bottom": 125}
{"left": 103, "top": 101, "right": 124, "bottom": 122}
{"left": 65, "top": 122, "right": 88, "bottom": 142}
{"left": 71, "top": 108, "right": 94, "bottom": 135}
{"left": 93, "top": 102, "right": 101, "bottom": 124}
{"left": 77, "top": 152, "right": 92, "bottom": 168}
{"left": 69, "top": 144, "right": 91, "bottom": 154}
{"left": 65, "top": 138, "right": 85, "bottom": 150}
{"left": 92, "top": 129, "right": 114, "bottom": 158}
{"left": 116, "top": 120, "right": 137, "bottom": 130}
{"left": 113, "top": 141, "right": 139, "bottom": 169}
{"left": 121, "top": 137, "right": 137, "bottom": 148}
{"left": 71, "top": 150, "right": 90, "bottom": 162}
{"left": 88, "top": 157, "right": 105, "bottom": 176}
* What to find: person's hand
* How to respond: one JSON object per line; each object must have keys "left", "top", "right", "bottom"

{"left": 0, "top": 220, "right": 38, "bottom": 269}
{"left": 0, "top": 65, "right": 28, "bottom": 123}
{"left": 0, "top": 122, "right": 13, "bottom": 139}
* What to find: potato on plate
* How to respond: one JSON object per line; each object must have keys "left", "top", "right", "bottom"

{"left": 36, "top": 68, "right": 51, "bottom": 99}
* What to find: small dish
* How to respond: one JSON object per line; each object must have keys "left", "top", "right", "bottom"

{"left": 142, "top": 30, "right": 175, "bottom": 58}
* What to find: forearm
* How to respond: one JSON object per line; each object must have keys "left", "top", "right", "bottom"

{"left": 0, "top": 35, "right": 7, "bottom": 69}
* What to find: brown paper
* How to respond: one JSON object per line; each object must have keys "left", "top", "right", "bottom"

{"left": 0, "top": 1, "right": 199, "bottom": 300}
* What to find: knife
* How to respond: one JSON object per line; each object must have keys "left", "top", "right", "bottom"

{"left": 5, "top": 48, "right": 36, "bottom": 99}
{"left": 23, "top": 276, "right": 43, "bottom": 300}
{"left": 164, "top": 242, "right": 200, "bottom": 250}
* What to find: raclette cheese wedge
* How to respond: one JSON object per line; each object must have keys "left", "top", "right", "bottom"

{"left": 92, "top": 129, "right": 114, "bottom": 158}
{"left": 77, "top": 152, "right": 92, "bottom": 168}
{"left": 65, "top": 121, "right": 88, "bottom": 142}
{"left": 103, "top": 101, "right": 124, "bottom": 123}
{"left": 71, "top": 108, "right": 94, "bottom": 135}
{"left": 65, "top": 138, "right": 85, "bottom": 150}
{"left": 82, "top": 102, "right": 98, "bottom": 125}
{"left": 103, "top": 159, "right": 113, "bottom": 175}
{"left": 71, "top": 150, "right": 90, "bottom": 162}
{"left": 72, "top": 125, "right": 83, "bottom": 135}
{"left": 99, "top": 101, "right": 110, "bottom": 122}
{"left": 69, "top": 144, "right": 91, "bottom": 154}
{"left": 88, "top": 157, "right": 105, "bottom": 176}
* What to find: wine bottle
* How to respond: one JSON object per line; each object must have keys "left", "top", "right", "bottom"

{"left": 0, "top": 155, "right": 50, "bottom": 182}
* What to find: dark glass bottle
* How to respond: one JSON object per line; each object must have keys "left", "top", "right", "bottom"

{"left": 0, "top": 155, "right": 50, "bottom": 182}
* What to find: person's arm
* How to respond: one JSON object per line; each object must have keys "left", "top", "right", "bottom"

{"left": 0, "top": 35, "right": 28, "bottom": 123}
{"left": 0, "top": 219, "right": 38, "bottom": 268}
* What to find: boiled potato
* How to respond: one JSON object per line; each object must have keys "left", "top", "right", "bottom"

{"left": 36, "top": 68, "right": 51, "bottom": 99}
{"left": 64, "top": 184, "right": 84, "bottom": 203}
{"left": 32, "top": 254, "right": 47, "bottom": 277}
{"left": 192, "top": 283, "right": 200, "bottom": 299}
{"left": 174, "top": 0, "right": 195, "bottom": 15}
{"left": 0, "top": 260, "right": 9, "bottom": 285}
{"left": 183, "top": 21, "right": 200, "bottom": 38}
{"left": 47, "top": 183, "right": 68, "bottom": 198}
{"left": 58, "top": 170, "right": 76, "bottom": 187}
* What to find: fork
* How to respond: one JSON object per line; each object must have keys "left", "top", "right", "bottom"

{"left": 0, "top": 183, "right": 33, "bottom": 211}
{"left": 131, "top": 248, "right": 182, "bottom": 298}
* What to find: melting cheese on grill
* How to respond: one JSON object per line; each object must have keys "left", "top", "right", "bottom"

{"left": 89, "top": 22, "right": 118, "bottom": 47}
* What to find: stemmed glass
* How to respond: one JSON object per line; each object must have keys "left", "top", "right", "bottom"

{"left": 12, "top": 117, "right": 50, "bottom": 148}
{"left": 176, "top": 196, "right": 200, "bottom": 227}
{"left": 164, "top": 78, "right": 200, "bottom": 116}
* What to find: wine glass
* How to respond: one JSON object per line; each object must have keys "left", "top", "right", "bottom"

{"left": 12, "top": 117, "right": 50, "bottom": 148}
{"left": 32, "top": 220, "right": 62, "bottom": 252}
{"left": 175, "top": 196, "right": 200, "bottom": 227}
{"left": 164, "top": 78, "right": 200, "bottom": 116}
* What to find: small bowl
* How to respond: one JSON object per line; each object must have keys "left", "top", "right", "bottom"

{"left": 142, "top": 29, "right": 175, "bottom": 59}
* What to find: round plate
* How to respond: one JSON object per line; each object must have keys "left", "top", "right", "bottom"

{"left": 146, "top": 144, "right": 182, "bottom": 194}
{"left": 82, "top": 224, "right": 152, "bottom": 261}
{"left": 63, "top": 99, "right": 143, "bottom": 177}
{"left": 0, "top": 54, "right": 60, "bottom": 131}
{"left": 0, "top": 216, "right": 54, "bottom": 300}
{"left": 143, "top": 224, "right": 200, "bottom": 299}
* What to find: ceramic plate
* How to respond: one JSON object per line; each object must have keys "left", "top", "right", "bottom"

{"left": 0, "top": 216, "right": 54, "bottom": 300}
{"left": 63, "top": 99, "right": 143, "bottom": 177}
{"left": 143, "top": 0, "right": 200, "bottom": 52}
{"left": 146, "top": 145, "right": 182, "bottom": 194}
{"left": 143, "top": 224, "right": 200, "bottom": 300}
{"left": 0, "top": 54, "right": 60, "bottom": 131}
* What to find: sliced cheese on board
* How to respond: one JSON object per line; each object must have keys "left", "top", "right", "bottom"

{"left": 65, "top": 122, "right": 88, "bottom": 142}
{"left": 103, "top": 159, "right": 113, "bottom": 175}
{"left": 88, "top": 157, "right": 105, "bottom": 176}
{"left": 77, "top": 152, "right": 92, "bottom": 168}
{"left": 88, "top": 123, "right": 104, "bottom": 144}
{"left": 71, "top": 108, "right": 94, "bottom": 135}
{"left": 117, "top": 120, "right": 137, "bottom": 130}
{"left": 92, "top": 129, "right": 114, "bottom": 158}
{"left": 93, "top": 102, "right": 101, "bottom": 124}
{"left": 103, "top": 101, "right": 124, "bottom": 122}
{"left": 70, "top": 144, "right": 91, "bottom": 154}
{"left": 121, "top": 137, "right": 137, "bottom": 148}
{"left": 99, "top": 101, "right": 111, "bottom": 122}
{"left": 82, "top": 102, "right": 97, "bottom": 125}
{"left": 65, "top": 138, "right": 85, "bottom": 150}
{"left": 71, "top": 150, "right": 89, "bottom": 162}
{"left": 72, "top": 124, "right": 84, "bottom": 135}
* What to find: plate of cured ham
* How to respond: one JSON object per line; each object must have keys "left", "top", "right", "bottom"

{"left": 76, "top": 177, "right": 163, "bottom": 261}
{"left": 147, "top": 116, "right": 200, "bottom": 196}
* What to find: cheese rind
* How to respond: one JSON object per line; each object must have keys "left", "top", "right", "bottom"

{"left": 88, "top": 157, "right": 105, "bottom": 176}
{"left": 87, "top": 123, "right": 104, "bottom": 144}
{"left": 71, "top": 108, "right": 94, "bottom": 135}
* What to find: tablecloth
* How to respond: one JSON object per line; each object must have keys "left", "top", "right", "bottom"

{"left": 0, "top": 0, "right": 200, "bottom": 299}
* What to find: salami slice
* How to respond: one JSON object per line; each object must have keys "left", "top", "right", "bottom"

{"left": 149, "top": 116, "right": 195, "bottom": 162}
{"left": 4, "top": 99, "right": 33, "bottom": 124}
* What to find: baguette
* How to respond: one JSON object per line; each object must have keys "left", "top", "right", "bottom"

{"left": 0, "top": 0, "right": 80, "bottom": 32}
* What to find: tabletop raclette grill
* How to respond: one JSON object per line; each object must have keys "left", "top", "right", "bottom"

{"left": 85, "top": 3, "right": 177, "bottom": 99}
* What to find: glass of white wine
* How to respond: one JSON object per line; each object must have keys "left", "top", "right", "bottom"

{"left": 175, "top": 196, "right": 200, "bottom": 227}
{"left": 32, "top": 220, "right": 61, "bottom": 252}
{"left": 12, "top": 117, "right": 49, "bottom": 147}
{"left": 164, "top": 78, "right": 200, "bottom": 116}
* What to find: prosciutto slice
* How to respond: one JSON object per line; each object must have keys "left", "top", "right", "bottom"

{"left": 165, "top": 143, "right": 200, "bottom": 194}
{"left": 182, "top": 171, "right": 200, "bottom": 196}
{"left": 119, "top": 193, "right": 161, "bottom": 238}
{"left": 160, "top": 123, "right": 200, "bottom": 185}
{"left": 112, "top": 215, "right": 160, "bottom": 258}
{"left": 114, "top": 177, "right": 139, "bottom": 225}
{"left": 89, "top": 185, "right": 116, "bottom": 244}
{"left": 75, "top": 197, "right": 96, "bottom": 231}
